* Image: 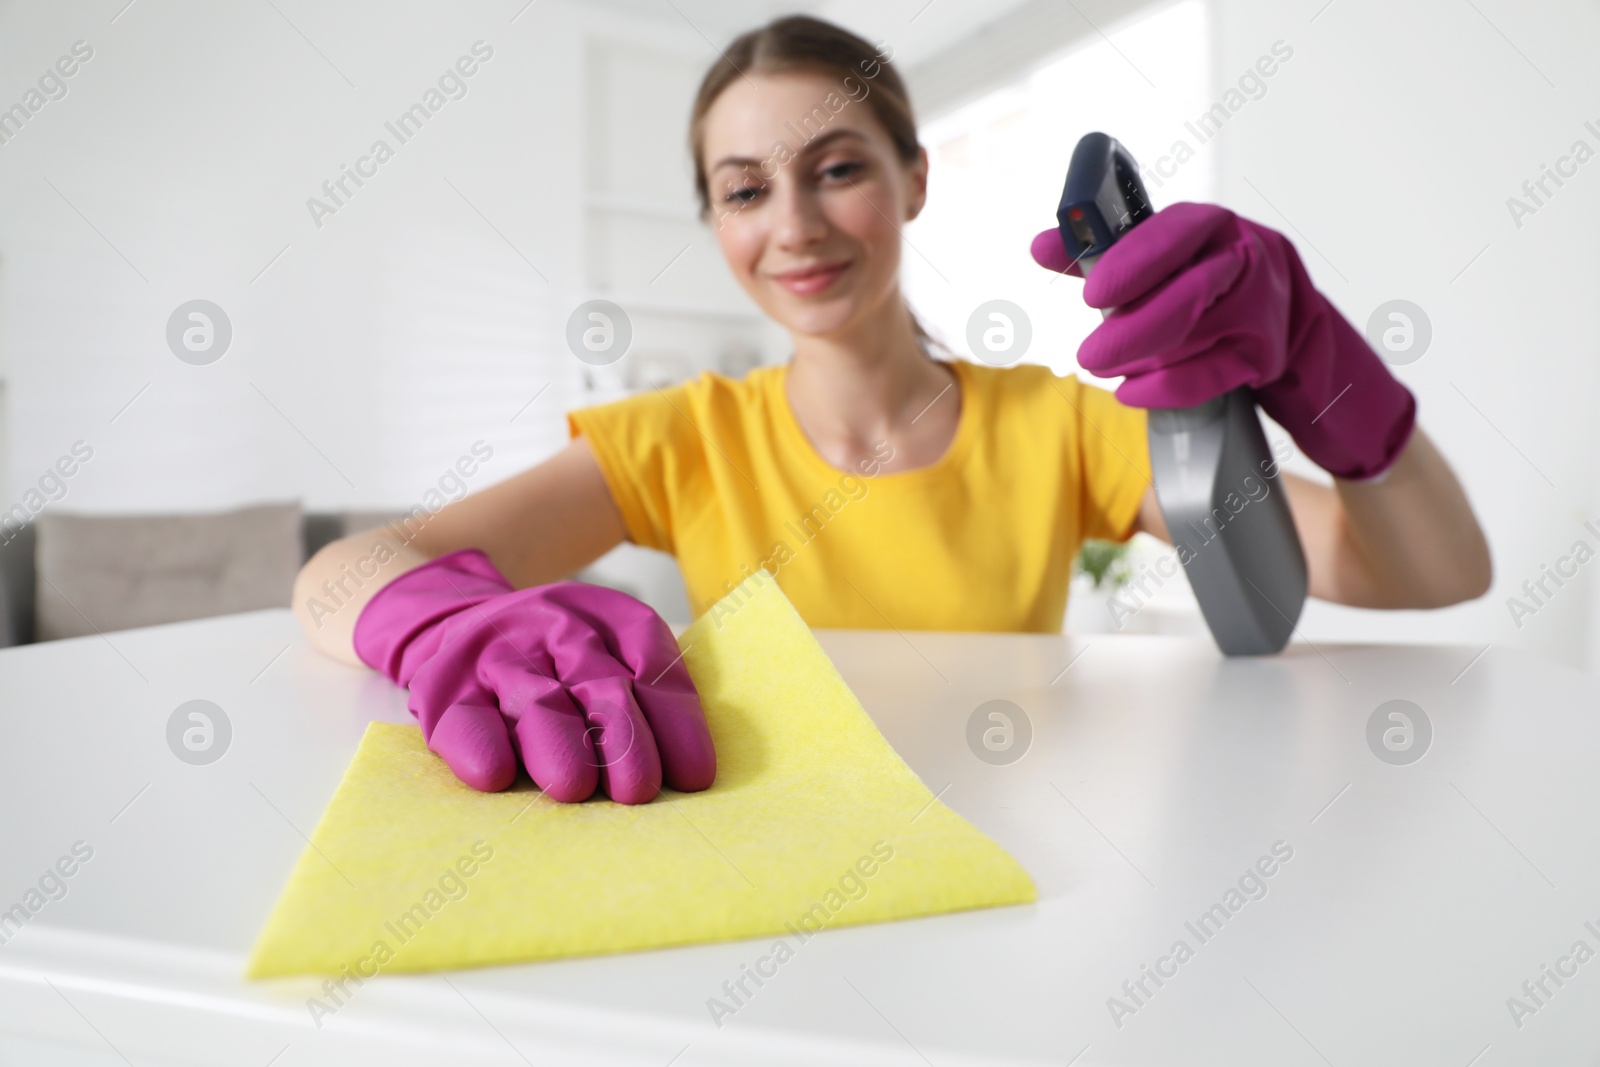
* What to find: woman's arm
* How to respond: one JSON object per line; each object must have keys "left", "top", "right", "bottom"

{"left": 292, "top": 436, "right": 627, "bottom": 666}
{"left": 1132, "top": 425, "right": 1492, "bottom": 609}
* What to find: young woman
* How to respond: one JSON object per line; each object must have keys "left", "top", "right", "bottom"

{"left": 293, "top": 16, "right": 1491, "bottom": 805}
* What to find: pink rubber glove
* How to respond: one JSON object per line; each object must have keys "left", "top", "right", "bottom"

{"left": 353, "top": 548, "right": 715, "bottom": 803}
{"left": 1031, "top": 201, "right": 1416, "bottom": 481}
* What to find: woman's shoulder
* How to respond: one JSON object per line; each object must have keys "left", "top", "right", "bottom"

{"left": 956, "top": 358, "right": 1095, "bottom": 409}
{"left": 683, "top": 362, "right": 781, "bottom": 398}
{"left": 960, "top": 359, "right": 1134, "bottom": 403}
{"left": 955, "top": 359, "right": 1144, "bottom": 443}
{"left": 957, "top": 358, "right": 1092, "bottom": 386}
{"left": 670, "top": 364, "right": 783, "bottom": 423}
{"left": 572, "top": 364, "right": 775, "bottom": 419}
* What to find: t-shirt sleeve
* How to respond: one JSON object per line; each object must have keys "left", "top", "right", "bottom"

{"left": 1072, "top": 378, "right": 1153, "bottom": 545}
{"left": 566, "top": 383, "right": 706, "bottom": 556}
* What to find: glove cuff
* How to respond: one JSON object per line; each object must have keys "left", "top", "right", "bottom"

{"left": 352, "top": 548, "right": 514, "bottom": 682}
{"left": 1256, "top": 244, "right": 1419, "bottom": 481}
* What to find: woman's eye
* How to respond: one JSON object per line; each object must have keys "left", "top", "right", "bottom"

{"left": 720, "top": 163, "right": 859, "bottom": 204}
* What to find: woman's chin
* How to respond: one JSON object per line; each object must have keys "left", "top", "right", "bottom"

{"left": 767, "top": 296, "right": 860, "bottom": 338}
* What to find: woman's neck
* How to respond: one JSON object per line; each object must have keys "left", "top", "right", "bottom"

{"left": 784, "top": 300, "right": 960, "bottom": 474}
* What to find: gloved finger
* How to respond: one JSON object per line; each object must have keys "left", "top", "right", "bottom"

{"left": 1082, "top": 202, "right": 1237, "bottom": 310}
{"left": 428, "top": 702, "right": 519, "bottom": 793}
{"left": 1076, "top": 249, "right": 1250, "bottom": 378}
{"left": 405, "top": 669, "right": 516, "bottom": 791}
{"left": 568, "top": 675, "right": 663, "bottom": 805}
{"left": 630, "top": 668, "right": 715, "bottom": 794}
{"left": 511, "top": 702, "right": 601, "bottom": 803}
{"left": 588, "top": 598, "right": 716, "bottom": 793}
{"left": 524, "top": 582, "right": 710, "bottom": 796}
{"left": 1029, "top": 227, "right": 1085, "bottom": 278}
{"left": 482, "top": 656, "right": 600, "bottom": 803}
{"left": 1113, "top": 348, "right": 1262, "bottom": 409}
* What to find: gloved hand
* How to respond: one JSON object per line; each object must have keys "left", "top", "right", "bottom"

{"left": 1031, "top": 201, "right": 1416, "bottom": 481}
{"left": 353, "top": 548, "right": 715, "bottom": 803}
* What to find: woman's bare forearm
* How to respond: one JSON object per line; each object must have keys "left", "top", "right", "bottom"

{"left": 293, "top": 525, "right": 433, "bottom": 667}
{"left": 1281, "top": 425, "right": 1493, "bottom": 609}
{"left": 1140, "top": 426, "right": 1493, "bottom": 611}
{"left": 1330, "top": 426, "right": 1493, "bottom": 608}
{"left": 292, "top": 437, "right": 628, "bottom": 666}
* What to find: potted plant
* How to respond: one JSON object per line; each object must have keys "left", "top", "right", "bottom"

{"left": 1067, "top": 538, "right": 1134, "bottom": 634}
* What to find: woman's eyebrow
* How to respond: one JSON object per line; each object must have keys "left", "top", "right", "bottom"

{"left": 711, "top": 128, "right": 868, "bottom": 173}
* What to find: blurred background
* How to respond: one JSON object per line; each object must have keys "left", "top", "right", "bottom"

{"left": 1, "top": 0, "right": 1596, "bottom": 669}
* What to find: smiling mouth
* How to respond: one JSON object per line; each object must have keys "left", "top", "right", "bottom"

{"left": 771, "top": 261, "right": 851, "bottom": 295}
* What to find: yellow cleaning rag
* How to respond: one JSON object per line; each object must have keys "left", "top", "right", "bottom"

{"left": 247, "top": 569, "right": 1035, "bottom": 978}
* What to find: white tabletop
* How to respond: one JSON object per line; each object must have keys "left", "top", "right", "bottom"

{"left": 1, "top": 609, "right": 1596, "bottom": 1066}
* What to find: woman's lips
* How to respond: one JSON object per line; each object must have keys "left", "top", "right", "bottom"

{"left": 772, "top": 261, "right": 850, "bottom": 295}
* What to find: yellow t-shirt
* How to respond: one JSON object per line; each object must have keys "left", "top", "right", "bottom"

{"left": 567, "top": 358, "right": 1151, "bottom": 632}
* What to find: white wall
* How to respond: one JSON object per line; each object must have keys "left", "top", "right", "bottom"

{"left": 1206, "top": 0, "right": 1600, "bottom": 671}
{"left": 0, "top": 0, "right": 776, "bottom": 521}
{"left": 3, "top": 1, "right": 571, "bottom": 515}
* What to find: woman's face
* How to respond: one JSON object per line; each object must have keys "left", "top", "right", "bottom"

{"left": 701, "top": 71, "right": 927, "bottom": 340}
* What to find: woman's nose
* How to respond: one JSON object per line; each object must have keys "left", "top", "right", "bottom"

{"left": 769, "top": 181, "right": 828, "bottom": 249}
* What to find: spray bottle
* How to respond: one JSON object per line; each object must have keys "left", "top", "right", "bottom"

{"left": 1055, "top": 132, "right": 1307, "bottom": 655}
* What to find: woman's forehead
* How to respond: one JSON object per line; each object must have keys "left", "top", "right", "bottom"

{"left": 703, "top": 72, "right": 882, "bottom": 171}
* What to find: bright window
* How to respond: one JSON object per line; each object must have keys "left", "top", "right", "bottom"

{"left": 905, "top": 0, "right": 1214, "bottom": 384}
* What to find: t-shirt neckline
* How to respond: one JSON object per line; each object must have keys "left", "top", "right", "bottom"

{"left": 768, "top": 357, "right": 976, "bottom": 486}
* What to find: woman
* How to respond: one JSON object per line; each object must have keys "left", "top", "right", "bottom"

{"left": 294, "top": 16, "right": 1491, "bottom": 805}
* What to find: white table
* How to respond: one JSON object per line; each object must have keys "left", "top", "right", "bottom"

{"left": 1, "top": 609, "right": 1597, "bottom": 1066}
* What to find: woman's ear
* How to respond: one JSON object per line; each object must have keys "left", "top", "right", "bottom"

{"left": 905, "top": 145, "right": 929, "bottom": 221}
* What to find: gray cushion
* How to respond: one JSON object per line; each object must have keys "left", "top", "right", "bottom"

{"left": 340, "top": 510, "right": 417, "bottom": 540}
{"left": 35, "top": 502, "right": 303, "bottom": 640}
{"left": 0, "top": 523, "right": 36, "bottom": 645}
